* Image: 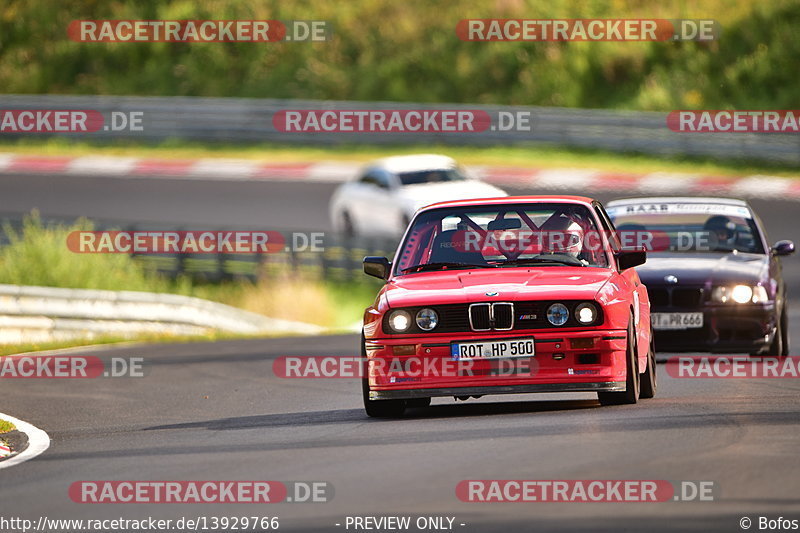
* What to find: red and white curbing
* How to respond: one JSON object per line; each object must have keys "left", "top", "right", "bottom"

{"left": 1, "top": 152, "right": 799, "bottom": 200}
{"left": 0, "top": 412, "right": 50, "bottom": 469}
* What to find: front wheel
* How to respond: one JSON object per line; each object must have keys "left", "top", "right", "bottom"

{"left": 765, "top": 305, "right": 786, "bottom": 357}
{"left": 780, "top": 303, "right": 790, "bottom": 357}
{"left": 598, "top": 317, "right": 640, "bottom": 406}
{"left": 639, "top": 335, "right": 657, "bottom": 399}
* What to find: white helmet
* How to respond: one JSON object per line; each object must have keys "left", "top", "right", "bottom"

{"left": 541, "top": 215, "right": 584, "bottom": 258}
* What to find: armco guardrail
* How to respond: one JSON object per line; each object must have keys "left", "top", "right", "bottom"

{"left": 0, "top": 284, "right": 323, "bottom": 344}
{"left": 1, "top": 94, "right": 798, "bottom": 163}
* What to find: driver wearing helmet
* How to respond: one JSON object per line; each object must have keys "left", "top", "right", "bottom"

{"left": 541, "top": 214, "right": 585, "bottom": 259}
{"left": 704, "top": 215, "right": 737, "bottom": 251}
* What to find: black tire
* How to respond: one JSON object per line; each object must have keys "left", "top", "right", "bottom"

{"left": 766, "top": 305, "right": 786, "bottom": 357}
{"left": 406, "top": 397, "right": 432, "bottom": 409}
{"left": 780, "top": 304, "right": 790, "bottom": 357}
{"left": 361, "top": 334, "right": 405, "bottom": 418}
{"left": 639, "top": 335, "right": 657, "bottom": 399}
{"left": 341, "top": 211, "right": 355, "bottom": 238}
{"left": 598, "top": 317, "right": 640, "bottom": 406}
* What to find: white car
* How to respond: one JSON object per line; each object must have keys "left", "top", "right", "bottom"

{"left": 329, "top": 154, "right": 507, "bottom": 237}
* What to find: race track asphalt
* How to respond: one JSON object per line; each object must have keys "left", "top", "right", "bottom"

{"left": 1, "top": 172, "right": 799, "bottom": 532}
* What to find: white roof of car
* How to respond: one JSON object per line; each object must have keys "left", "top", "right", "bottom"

{"left": 607, "top": 197, "right": 748, "bottom": 207}
{"left": 370, "top": 154, "right": 457, "bottom": 174}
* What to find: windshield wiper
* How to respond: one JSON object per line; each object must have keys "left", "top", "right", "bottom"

{"left": 498, "top": 255, "right": 586, "bottom": 267}
{"left": 401, "top": 261, "right": 493, "bottom": 273}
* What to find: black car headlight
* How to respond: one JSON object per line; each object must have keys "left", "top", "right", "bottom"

{"left": 711, "top": 285, "right": 768, "bottom": 304}
{"left": 387, "top": 310, "right": 412, "bottom": 332}
{"left": 575, "top": 302, "right": 599, "bottom": 325}
{"left": 415, "top": 308, "right": 439, "bottom": 331}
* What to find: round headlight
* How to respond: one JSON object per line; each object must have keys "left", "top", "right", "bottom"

{"left": 416, "top": 308, "right": 439, "bottom": 331}
{"left": 731, "top": 285, "right": 753, "bottom": 304}
{"left": 575, "top": 302, "right": 598, "bottom": 325}
{"left": 388, "top": 310, "right": 411, "bottom": 332}
{"left": 547, "top": 303, "right": 570, "bottom": 326}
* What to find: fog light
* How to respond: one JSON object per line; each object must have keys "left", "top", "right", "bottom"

{"left": 552, "top": 353, "right": 566, "bottom": 361}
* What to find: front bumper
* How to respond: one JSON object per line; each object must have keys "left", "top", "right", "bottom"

{"left": 370, "top": 381, "right": 625, "bottom": 400}
{"left": 652, "top": 304, "right": 777, "bottom": 353}
{"left": 365, "top": 329, "right": 629, "bottom": 399}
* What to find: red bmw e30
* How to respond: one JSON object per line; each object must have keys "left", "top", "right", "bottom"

{"left": 360, "top": 196, "right": 656, "bottom": 417}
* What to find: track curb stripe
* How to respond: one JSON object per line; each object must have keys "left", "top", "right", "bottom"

{"left": 1, "top": 152, "right": 799, "bottom": 201}
{"left": 0, "top": 412, "right": 50, "bottom": 469}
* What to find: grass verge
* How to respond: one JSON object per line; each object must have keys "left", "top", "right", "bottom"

{"left": 0, "top": 214, "right": 375, "bottom": 354}
{"left": 2, "top": 138, "right": 800, "bottom": 178}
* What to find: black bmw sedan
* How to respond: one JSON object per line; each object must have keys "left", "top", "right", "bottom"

{"left": 606, "top": 197, "right": 794, "bottom": 355}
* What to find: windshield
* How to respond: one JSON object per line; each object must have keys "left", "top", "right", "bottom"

{"left": 395, "top": 203, "right": 610, "bottom": 274}
{"left": 398, "top": 167, "right": 468, "bottom": 186}
{"left": 607, "top": 203, "right": 765, "bottom": 254}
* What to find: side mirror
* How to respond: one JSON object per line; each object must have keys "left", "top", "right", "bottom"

{"left": 772, "top": 240, "right": 795, "bottom": 257}
{"left": 363, "top": 256, "right": 392, "bottom": 280}
{"left": 615, "top": 248, "right": 646, "bottom": 271}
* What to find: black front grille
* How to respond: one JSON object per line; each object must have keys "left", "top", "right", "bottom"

{"left": 492, "top": 303, "right": 513, "bottom": 330}
{"left": 649, "top": 288, "right": 669, "bottom": 307}
{"left": 468, "top": 303, "right": 513, "bottom": 331}
{"left": 436, "top": 305, "right": 471, "bottom": 332}
{"left": 672, "top": 288, "right": 703, "bottom": 308}
{"left": 646, "top": 285, "right": 704, "bottom": 309}
{"left": 469, "top": 304, "right": 492, "bottom": 330}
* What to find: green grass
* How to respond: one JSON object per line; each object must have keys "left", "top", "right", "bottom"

{"left": 0, "top": 420, "right": 15, "bottom": 434}
{"left": 0, "top": 214, "right": 193, "bottom": 293}
{"left": 2, "top": 138, "right": 800, "bottom": 177}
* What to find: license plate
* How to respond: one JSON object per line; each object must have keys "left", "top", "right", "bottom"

{"left": 451, "top": 338, "right": 535, "bottom": 360}
{"left": 652, "top": 312, "right": 704, "bottom": 330}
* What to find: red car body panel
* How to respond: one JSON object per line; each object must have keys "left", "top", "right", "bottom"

{"left": 362, "top": 195, "right": 651, "bottom": 400}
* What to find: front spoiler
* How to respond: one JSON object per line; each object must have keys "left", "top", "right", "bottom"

{"left": 369, "top": 381, "right": 626, "bottom": 400}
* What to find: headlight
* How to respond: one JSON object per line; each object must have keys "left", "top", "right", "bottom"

{"left": 416, "top": 308, "right": 439, "bottom": 331}
{"left": 711, "top": 285, "right": 768, "bottom": 304}
{"left": 547, "top": 303, "right": 570, "bottom": 326}
{"left": 575, "top": 302, "right": 598, "bottom": 325}
{"left": 388, "top": 310, "right": 411, "bottom": 332}
{"left": 731, "top": 285, "right": 753, "bottom": 304}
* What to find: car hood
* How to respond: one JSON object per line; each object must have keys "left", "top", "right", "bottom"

{"left": 635, "top": 252, "right": 768, "bottom": 285}
{"left": 399, "top": 181, "right": 507, "bottom": 211}
{"left": 385, "top": 267, "right": 613, "bottom": 308}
